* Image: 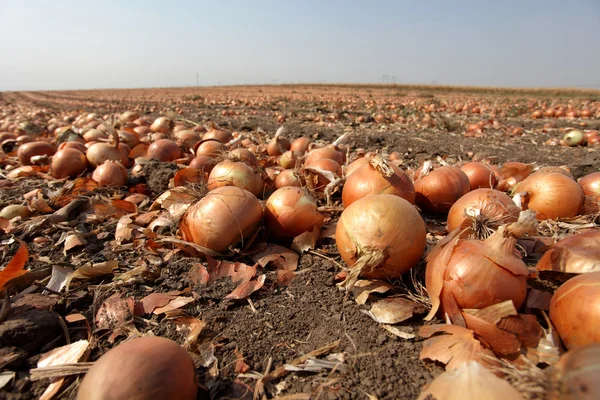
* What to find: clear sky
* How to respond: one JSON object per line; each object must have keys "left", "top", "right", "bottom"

{"left": 1, "top": 0, "right": 599, "bottom": 91}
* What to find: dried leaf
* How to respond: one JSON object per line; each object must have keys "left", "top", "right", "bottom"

{"left": 470, "top": 300, "right": 518, "bottom": 325}
{"left": 174, "top": 316, "right": 206, "bottom": 350}
{"left": 95, "top": 293, "right": 135, "bottom": 331}
{"left": 152, "top": 296, "right": 194, "bottom": 314}
{"left": 24, "top": 189, "right": 54, "bottom": 213}
{"left": 36, "top": 340, "right": 89, "bottom": 400}
{"left": 45, "top": 266, "right": 72, "bottom": 293}
{"left": 352, "top": 279, "right": 393, "bottom": 305}
{"left": 0, "top": 239, "right": 29, "bottom": 290}
{"left": 134, "top": 292, "right": 178, "bottom": 316}
{"left": 115, "top": 215, "right": 133, "bottom": 244}
{"left": 0, "top": 372, "right": 15, "bottom": 390}
{"left": 187, "top": 264, "right": 210, "bottom": 287}
{"left": 364, "top": 297, "right": 425, "bottom": 324}
{"left": 151, "top": 189, "right": 197, "bottom": 218}
{"left": 207, "top": 258, "right": 257, "bottom": 285}
{"left": 381, "top": 324, "right": 416, "bottom": 339}
{"left": 526, "top": 288, "right": 552, "bottom": 311}
{"left": 420, "top": 324, "right": 498, "bottom": 370}
{"left": 65, "top": 313, "right": 87, "bottom": 323}
{"left": 497, "top": 314, "right": 542, "bottom": 349}
{"left": 291, "top": 226, "right": 320, "bottom": 254}
{"left": 147, "top": 216, "right": 174, "bottom": 232}
{"left": 134, "top": 210, "right": 160, "bottom": 226}
{"left": 68, "top": 260, "right": 118, "bottom": 289}
{"left": 7, "top": 165, "right": 42, "bottom": 179}
{"left": 0, "top": 217, "right": 9, "bottom": 232}
{"left": 251, "top": 244, "right": 298, "bottom": 271}
{"left": 234, "top": 347, "right": 251, "bottom": 373}
{"left": 320, "top": 223, "right": 337, "bottom": 239}
{"left": 418, "top": 361, "right": 525, "bottom": 400}
{"left": 463, "top": 312, "right": 522, "bottom": 356}
{"left": 536, "top": 230, "right": 600, "bottom": 273}
{"left": 64, "top": 234, "right": 87, "bottom": 255}
{"left": 50, "top": 177, "right": 98, "bottom": 208}
{"left": 225, "top": 275, "right": 266, "bottom": 300}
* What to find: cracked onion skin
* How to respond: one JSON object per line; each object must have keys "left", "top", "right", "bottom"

{"left": 336, "top": 194, "right": 426, "bottom": 279}
{"left": 180, "top": 186, "right": 263, "bottom": 253}
{"left": 550, "top": 271, "right": 600, "bottom": 349}
{"left": 77, "top": 336, "right": 197, "bottom": 400}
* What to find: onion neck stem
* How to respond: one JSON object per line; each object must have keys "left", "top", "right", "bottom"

{"left": 338, "top": 250, "right": 387, "bottom": 292}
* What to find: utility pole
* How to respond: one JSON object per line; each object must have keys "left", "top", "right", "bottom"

{"left": 196, "top": 73, "right": 199, "bottom": 87}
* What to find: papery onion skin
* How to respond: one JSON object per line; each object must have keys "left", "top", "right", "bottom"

{"left": 77, "top": 336, "right": 197, "bottom": 400}
{"left": 414, "top": 166, "right": 471, "bottom": 214}
{"left": 51, "top": 148, "right": 88, "bottom": 179}
{"left": 265, "top": 187, "right": 324, "bottom": 239}
{"left": 336, "top": 194, "right": 426, "bottom": 279}
{"left": 207, "top": 160, "right": 264, "bottom": 197}
{"left": 460, "top": 162, "right": 498, "bottom": 190}
{"left": 92, "top": 160, "right": 128, "bottom": 187}
{"left": 180, "top": 186, "right": 263, "bottom": 253}
{"left": 17, "top": 141, "right": 55, "bottom": 165}
{"left": 550, "top": 271, "right": 600, "bottom": 349}
{"left": 579, "top": 172, "right": 600, "bottom": 198}
{"left": 342, "top": 159, "right": 415, "bottom": 207}
{"left": 516, "top": 172, "right": 584, "bottom": 220}
{"left": 536, "top": 230, "right": 600, "bottom": 274}
{"left": 550, "top": 343, "right": 600, "bottom": 400}
{"left": 446, "top": 188, "right": 520, "bottom": 233}
{"left": 497, "top": 162, "right": 532, "bottom": 192}
{"left": 146, "top": 139, "right": 182, "bottom": 162}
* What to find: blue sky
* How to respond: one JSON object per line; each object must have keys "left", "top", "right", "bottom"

{"left": 0, "top": 0, "right": 599, "bottom": 91}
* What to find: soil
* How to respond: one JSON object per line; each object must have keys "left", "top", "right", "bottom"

{"left": 0, "top": 86, "right": 599, "bottom": 400}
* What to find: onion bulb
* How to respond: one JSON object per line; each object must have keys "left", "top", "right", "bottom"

{"left": 336, "top": 194, "right": 426, "bottom": 289}
{"left": 51, "top": 148, "right": 88, "bottom": 179}
{"left": 279, "top": 150, "right": 299, "bottom": 169}
{"left": 305, "top": 146, "right": 344, "bottom": 167}
{"left": 77, "top": 336, "right": 197, "bottom": 400}
{"left": 146, "top": 139, "right": 182, "bottom": 162}
{"left": 0, "top": 205, "right": 32, "bottom": 220}
{"left": 86, "top": 130, "right": 129, "bottom": 168}
{"left": 267, "top": 127, "right": 291, "bottom": 156}
{"left": 202, "top": 123, "right": 232, "bottom": 143}
{"left": 536, "top": 230, "right": 600, "bottom": 274}
{"left": 189, "top": 156, "right": 217, "bottom": 177}
{"left": 414, "top": 163, "right": 471, "bottom": 214}
{"left": 275, "top": 169, "right": 303, "bottom": 188}
{"left": 194, "top": 139, "right": 226, "bottom": 157}
{"left": 290, "top": 137, "right": 311, "bottom": 154}
{"left": 563, "top": 130, "right": 585, "bottom": 147}
{"left": 345, "top": 156, "right": 372, "bottom": 177}
{"left": 550, "top": 271, "right": 600, "bottom": 349}
{"left": 460, "top": 162, "right": 498, "bottom": 190}
{"left": 446, "top": 189, "right": 520, "bottom": 235}
{"left": 180, "top": 186, "right": 263, "bottom": 253}
{"left": 550, "top": 343, "right": 600, "bottom": 400}
{"left": 515, "top": 172, "right": 584, "bottom": 220}
{"left": 497, "top": 162, "right": 533, "bottom": 192}
{"left": 579, "top": 172, "right": 600, "bottom": 198}
{"left": 17, "top": 141, "right": 55, "bottom": 165}
{"left": 342, "top": 156, "right": 415, "bottom": 207}
{"left": 230, "top": 148, "right": 259, "bottom": 168}
{"left": 150, "top": 117, "right": 172, "bottom": 133}
{"left": 425, "top": 212, "right": 536, "bottom": 325}
{"left": 265, "top": 187, "right": 324, "bottom": 239}
{"left": 207, "top": 160, "right": 264, "bottom": 197}
{"left": 92, "top": 160, "right": 128, "bottom": 187}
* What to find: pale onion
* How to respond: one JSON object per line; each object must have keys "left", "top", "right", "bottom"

{"left": 207, "top": 160, "right": 264, "bottom": 197}
{"left": 0, "top": 205, "right": 32, "bottom": 220}
{"left": 414, "top": 164, "right": 471, "bottom": 214}
{"left": 515, "top": 172, "right": 584, "bottom": 220}
{"left": 279, "top": 150, "right": 299, "bottom": 169}
{"left": 117, "top": 130, "right": 139, "bottom": 148}
{"left": 51, "top": 148, "right": 88, "bottom": 179}
{"left": 342, "top": 156, "right": 415, "bottom": 207}
{"left": 146, "top": 139, "right": 182, "bottom": 162}
{"left": 174, "top": 130, "right": 201, "bottom": 150}
{"left": 336, "top": 194, "right": 426, "bottom": 289}
{"left": 92, "top": 160, "right": 128, "bottom": 187}
{"left": 446, "top": 189, "right": 520, "bottom": 235}
{"left": 265, "top": 187, "right": 324, "bottom": 239}
{"left": 180, "top": 186, "right": 263, "bottom": 253}
{"left": 550, "top": 271, "right": 600, "bottom": 349}
{"left": 77, "top": 336, "right": 197, "bottom": 400}
{"left": 460, "top": 162, "right": 498, "bottom": 190}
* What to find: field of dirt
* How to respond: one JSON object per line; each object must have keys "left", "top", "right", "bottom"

{"left": 0, "top": 84, "right": 599, "bottom": 400}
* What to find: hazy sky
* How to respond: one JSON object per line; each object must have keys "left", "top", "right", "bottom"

{"left": 1, "top": 0, "right": 599, "bottom": 91}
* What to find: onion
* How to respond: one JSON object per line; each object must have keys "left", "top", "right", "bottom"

{"left": 174, "top": 130, "right": 201, "bottom": 150}
{"left": 58, "top": 141, "right": 88, "bottom": 153}
{"left": 202, "top": 123, "right": 232, "bottom": 143}
{"left": 460, "top": 162, "right": 498, "bottom": 190}
{"left": 189, "top": 156, "right": 217, "bottom": 176}
{"left": 195, "top": 139, "right": 226, "bottom": 157}
{"left": 207, "top": 160, "right": 264, "bottom": 197}
{"left": 117, "top": 130, "right": 139, "bottom": 148}
{"left": 77, "top": 336, "right": 197, "bottom": 400}
{"left": 414, "top": 164, "right": 471, "bottom": 214}
{"left": 92, "top": 160, "right": 128, "bottom": 187}
{"left": 305, "top": 146, "right": 344, "bottom": 167}
{"left": 515, "top": 172, "right": 584, "bottom": 220}
{"left": 129, "top": 143, "right": 149, "bottom": 159}
{"left": 51, "top": 148, "right": 88, "bottom": 179}
{"left": 83, "top": 129, "right": 108, "bottom": 142}
{"left": 279, "top": 150, "right": 300, "bottom": 169}
{"left": 496, "top": 162, "right": 533, "bottom": 192}
{"left": 267, "top": 127, "right": 291, "bottom": 156}
{"left": 275, "top": 169, "right": 303, "bottom": 188}
{"left": 150, "top": 116, "right": 172, "bottom": 133}
{"left": 180, "top": 186, "right": 263, "bottom": 253}
{"left": 550, "top": 343, "right": 600, "bottom": 399}
{"left": 563, "top": 129, "right": 585, "bottom": 146}
{"left": 265, "top": 187, "right": 324, "bottom": 239}
{"left": 133, "top": 126, "right": 151, "bottom": 136}
{"left": 425, "top": 212, "right": 535, "bottom": 325}
{"left": 550, "top": 271, "right": 600, "bottom": 349}
{"left": 230, "top": 148, "right": 259, "bottom": 168}
{"left": 447, "top": 189, "right": 520, "bottom": 235}
{"left": 17, "top": 141, "right": 55, "bottom": 165}
{"left": 342, "top": 156, "right": 415, "bottom": 207}
{"left": 86, "top": 131, "right": 129, "bottom": 168}
{"left": 118, "top": 110, "right": 140, "bottom": 124}
{"left": 336, "top": 194, "right": 426, "bottom": 289}
{"left": 536, "top": 230, "right": 600, "bottom": 274}
{"left": 290, "top": 137, "right": 311, "bottom": 153}
{"left": 0, "top": 205, "right": 32, "bottom": 220}
{"left": 146, "top": 139, "right": 182, "bottom": 162}
{"left": 345, "top": 156, "right": 371, "bottom": 177}
{"left": 579, "top": 172, "right": 600, "bottom": 198}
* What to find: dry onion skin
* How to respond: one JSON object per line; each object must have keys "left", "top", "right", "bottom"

{"left": 426, "top": 212, "right": 536, "bottom": 324}
{"left": 515, "top": 172, "right": 584, "bottom": 220}
{"left": 446, "top": 188, "right": 520, "bottom": 235}
{"left": 265, "top": 187, "right": 324, "bottom": 239}
{"left": 496, "top": 162, "right": 533, "bottom": 192}
{"left": 536, "top": 230, "right": 600, "bottom": 273}
{"left": 550, "top": 343, "right": 600, "bottom": 400}
{"left": 180, "top": 186, "right": 263, "bottom": 254}
{"left": 414, "top": 164, "right": 471, "bottom": 214}
{"left": 77, "top": 336, "right": 197, "bottom": 400}
{"left": 549, "top": 271, "right": 600, "bottom": 349}
{"left": 342, "top": 156, "right": 415, "bottom": 208}
{"left": 336, "top": 194, "right": 426, "bottom": 288}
